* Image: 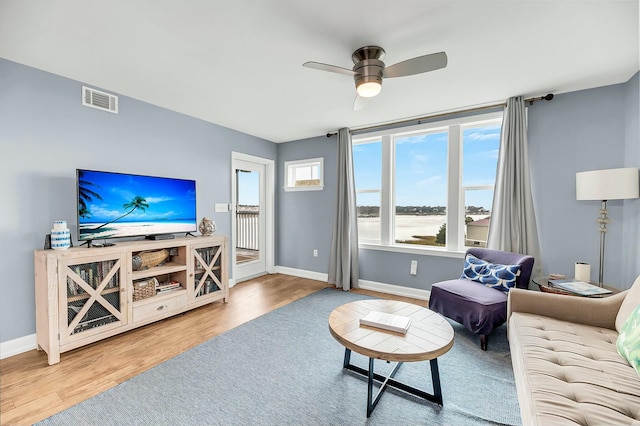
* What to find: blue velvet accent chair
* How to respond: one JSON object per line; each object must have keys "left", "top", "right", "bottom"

{"left": 428, "top": 247, "right": 534, "bottom": 350}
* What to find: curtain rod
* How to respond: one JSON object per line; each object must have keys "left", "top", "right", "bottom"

{"left": 325, "top": 93, "right": 554, "bottom": 137}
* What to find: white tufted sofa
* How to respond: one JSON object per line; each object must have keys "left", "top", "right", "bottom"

{"left": 507, "top": 275, "right": 640, "bottom": 425}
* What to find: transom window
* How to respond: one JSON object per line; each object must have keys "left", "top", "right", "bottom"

{"left": 284, "top": 158, "right": 324, "bottom": 191}
{"left": 352, "top": 112, "right": 502, "bottom": 253}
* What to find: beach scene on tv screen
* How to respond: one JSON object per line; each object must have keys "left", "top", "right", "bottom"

{"left": 78, "top": 170, "right": 197, "bottom": 240}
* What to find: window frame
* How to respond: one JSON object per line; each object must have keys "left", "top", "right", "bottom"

{"left": 283, "top": 157, "right": 324, "bottom": 192}
{"left": 352, "top": 111, "right": 502, "bottom": 256}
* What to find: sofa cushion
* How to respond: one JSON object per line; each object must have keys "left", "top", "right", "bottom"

{"left": 617, "top": 304, "right": 640, "bottom": 378}
{"left": 460, "top": 253, "right": 521, "bottom": 292}
{"left": 616, "top": 274, "right": 640, "bottom": 332}
{"left": 509, "top": 312, "right": 640, "bottom": 425}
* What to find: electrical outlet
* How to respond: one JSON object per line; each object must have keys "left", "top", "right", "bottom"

{"left": 410, "top": 260, "right": 417, "bottom": 275}
{"left": 313, "top": 249, "right": 318, "bottom": 257}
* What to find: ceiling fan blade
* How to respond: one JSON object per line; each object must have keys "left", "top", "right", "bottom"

{"left": 384, "top": 51, "right": 447, "bottom": 78}
{"left": 353, "top": 94, "right": 369, "bottom": 111}
{"left": 302, "top": 61, "right": 356, "bottom": 76}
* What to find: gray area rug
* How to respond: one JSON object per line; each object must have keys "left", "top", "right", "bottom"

{"left": 38, "top": 288, "right": 521, "bottom": 425}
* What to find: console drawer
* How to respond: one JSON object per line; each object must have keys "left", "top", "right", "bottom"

{"left": 132, "top": 292, "right": 187, "bottom": 323}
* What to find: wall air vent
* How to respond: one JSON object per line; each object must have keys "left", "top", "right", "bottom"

{"left": 82, "top": 86, "right": 118, "bottom": 113}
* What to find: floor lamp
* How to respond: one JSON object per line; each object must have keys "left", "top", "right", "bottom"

{"left": 576, "top": 167, "right": 639, "bottom": 286}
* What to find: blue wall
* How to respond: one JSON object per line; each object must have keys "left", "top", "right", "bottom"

{"left": 277, "top": 136, "right": 337, "bottom": 272}
{"left": 0, "top": 58, "right": 277, "bottom": 343}
{"left": 277, "top": 74, "right": 639, "bottom": 291}
{"left": 529, "top": 76, "right": 638, "bottom": 289}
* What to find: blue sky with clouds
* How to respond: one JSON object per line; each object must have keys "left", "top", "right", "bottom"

{"left": 354, "top": 124, "right": 500, "bottom": 209}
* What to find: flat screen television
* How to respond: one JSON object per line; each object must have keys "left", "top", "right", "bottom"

{"left": 76, "top": 169, "right": 197, "bottom": 242}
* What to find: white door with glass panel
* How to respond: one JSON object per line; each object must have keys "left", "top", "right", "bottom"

{"left": 232, "top": 153, "right": 274, "bottom": 283}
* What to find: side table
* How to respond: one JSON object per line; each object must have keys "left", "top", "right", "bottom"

{"left": 532, "top": 276, "right": 618, "bottom": 297}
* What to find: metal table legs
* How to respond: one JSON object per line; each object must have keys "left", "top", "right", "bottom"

{"left": 342, "top": 348, "right": 443, "bottom": 417}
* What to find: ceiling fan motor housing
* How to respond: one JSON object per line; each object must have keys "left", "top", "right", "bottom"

{"left": 353, "top": 59, "right": 385, "bottom": 92}
{"left": 352, "top": 46, "right": 386, "bottom": 96}
{"left": 352, "top": 46, "right": 386, "bottom": 62}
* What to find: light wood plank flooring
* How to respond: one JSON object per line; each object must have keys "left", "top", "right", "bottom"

{"left": 0, "top": 274, "right": 425, "bottom": 425}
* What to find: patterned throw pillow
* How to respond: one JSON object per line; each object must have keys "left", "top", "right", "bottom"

{"left": 617, "top": 303, "right": 640, "bottom": 378}
{"left": 460, "top": 253, "right": 521, "bottom": 292}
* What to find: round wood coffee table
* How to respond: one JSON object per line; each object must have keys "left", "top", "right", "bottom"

{"left": 328, "top": 299, "right": 454, "bottom": 417}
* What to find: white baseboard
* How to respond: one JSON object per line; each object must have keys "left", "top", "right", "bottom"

{"left": 273, "top": 266, "right": 430, "bottom": 300}
{"left": 357, "top": 279, "right": 430, "bottom": 301}
{"left": 1, "top": 334, "right": 36, "bottom": 360}
{"left": 273, "top": 266, "right": 329, "bottom": 282}
{"left": 1, "top": 269, "right": 429, "bottom": 360}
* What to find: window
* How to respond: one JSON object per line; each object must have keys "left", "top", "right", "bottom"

{"left": 353, "top": 140, "right": 382, "bottom": 241}
{"left": 461, "top": 123, "right": 501, "bottom": 247}
{"left": 284, "top": 158, "right": 324, "bottom": 191}
{"left": 353, "top": 112, "right": 502, "bottom": 253}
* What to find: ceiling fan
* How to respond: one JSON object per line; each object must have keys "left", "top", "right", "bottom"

{"left": 303, "top": 46, "right": 447, "bottom": 110}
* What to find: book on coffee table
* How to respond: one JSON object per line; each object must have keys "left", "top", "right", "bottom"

{"left": 359, "top": 311, "right": 412, "bottom": 334}
{"left": 548, "top": 279, "right": 612, "bottom": 296}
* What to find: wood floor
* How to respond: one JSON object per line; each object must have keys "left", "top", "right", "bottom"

{"left": 0, "top": 274, "right": 425, "bottom": 425}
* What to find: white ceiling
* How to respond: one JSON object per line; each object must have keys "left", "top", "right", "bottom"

{"left": 1, "top": 1, "right": 638, "bottom": 143}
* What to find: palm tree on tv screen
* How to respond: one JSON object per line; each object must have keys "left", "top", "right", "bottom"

{"left": 92, "top": 195, "right": 150, "bottom": 230}
{"left": 77, "top": 170, "right": 103, "bottom": 219}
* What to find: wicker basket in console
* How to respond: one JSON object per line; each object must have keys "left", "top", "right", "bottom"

{"left": 132, "top": 277, "right": 159, "bottom": 301}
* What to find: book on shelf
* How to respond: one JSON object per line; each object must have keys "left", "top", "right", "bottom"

{"left": 548, "top": 279, "right": 612, "bottom": 296}
{"left": 359, "top": 311, "right": 412, "bottom": 334}
{"left": 156, "top": 281, "right": 181, "bottom": 293}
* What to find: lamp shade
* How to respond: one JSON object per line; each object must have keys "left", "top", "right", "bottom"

{"left": 576, "top": 167, "right": 639, "bottom": 201}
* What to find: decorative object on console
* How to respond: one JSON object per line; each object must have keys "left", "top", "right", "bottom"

{"left": 576, "top": 167, "right": 639, "bottom": 286}
{"left": 43, "top": 234, "right": 51, "bottom": 250}
{"left": 51, "top": 220, "right": 71, "bottom": 250}
{"left": 199, "top": 217, "right": 216, "bottom": 236}
{"left": 131, "top": 249, "right": 169, "bottom": 271}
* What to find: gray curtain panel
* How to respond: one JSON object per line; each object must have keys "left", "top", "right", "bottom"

{"left": 328, "top": 128, "right": 359, "bottom": 291}
{"left": 487, "top": 96, "right": 543, "bottom": 282}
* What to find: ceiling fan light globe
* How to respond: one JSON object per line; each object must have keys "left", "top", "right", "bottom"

{"left": 357, "top": 82, "right": 382, "bottom": 98}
